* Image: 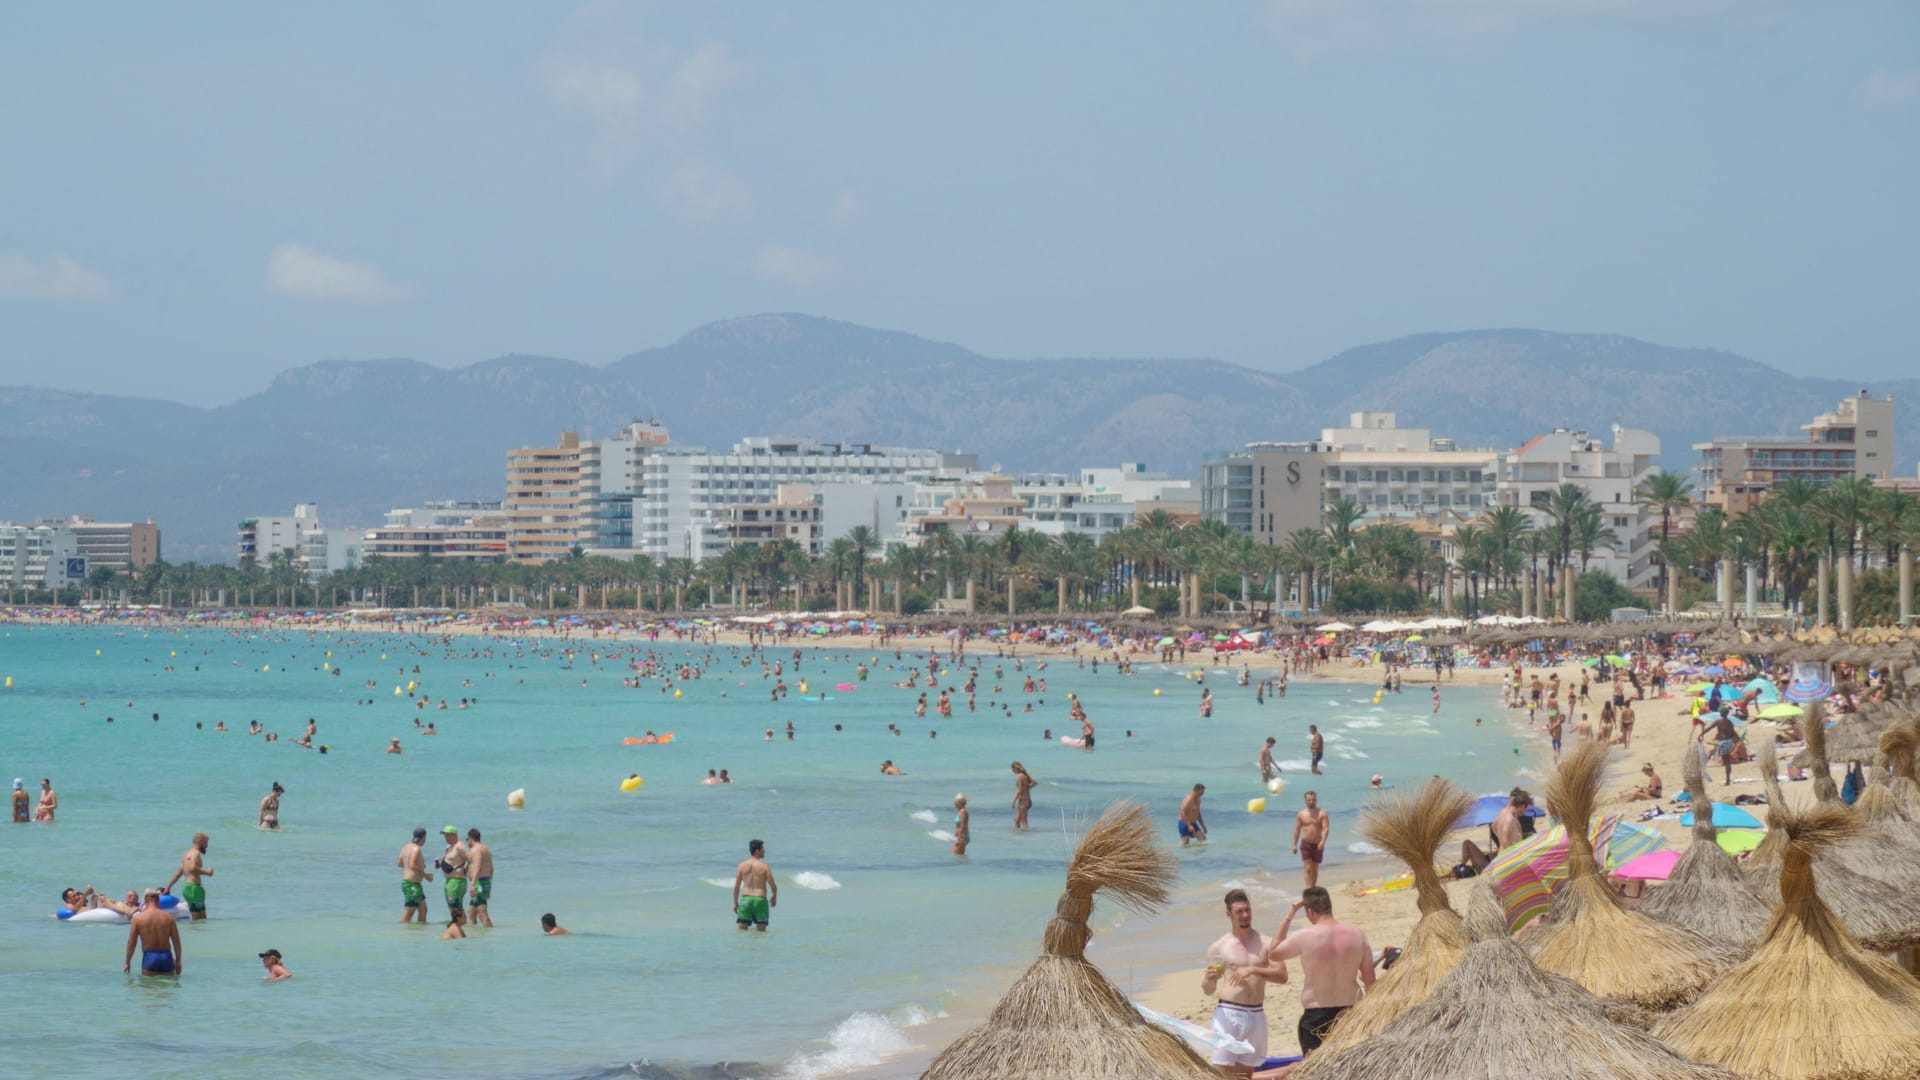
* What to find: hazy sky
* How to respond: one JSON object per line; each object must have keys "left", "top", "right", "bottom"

{"left": 3, "top": 2, "right": 1915, "bottom": 404}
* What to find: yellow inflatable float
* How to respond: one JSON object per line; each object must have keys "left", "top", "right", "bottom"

{"left": 1247, "top": 797, "right": 1266, "bottom": 814}
{"left": 507, "top": 788, "right": 526, "bottom": 809}
{"left": 619, "top": 775, "right": 644, "bottom": 792}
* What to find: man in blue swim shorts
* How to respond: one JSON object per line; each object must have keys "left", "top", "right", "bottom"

{"left": 1179, "top": 784, "right": 1208, "bottom": 846}
{"left": 124, "top": 890, "right": 181, "bottom": 975}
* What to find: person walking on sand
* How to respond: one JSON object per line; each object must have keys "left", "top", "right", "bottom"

{"left": 1308, "top": 726, "right": 1324, "bottom": 776}
{"left": 398, "top": 827, "right": 433, "bottom": 923}
{"left": 258, "top": 782, "right": 283, "bottom": 831}
{"left": 1200, "top": 888, "right": 1289, "bottom": 1078}
{"left": 1271, "top": 887, "right": 1375, "bottom": 1056}
{"left": 1259, "top": 737, "right": 1279, "bottom": 784}
{"left": 732, "top": 839, "right": 776, "bottom": 931}
{"left": 1699, "top": 708, "right": 1740, "bottom": 786}
{"left": 124, "top": 889, "right": 182, "bottom": 975}
{"left": 163, "top": 832, "right": 213, "bottom": 919}
{"left": 1292, "top": 792, "right": 1330, "bottom": 889}
{"left": 1178, "top": 784, "right": 1208, "bottom": 846}
{"left": 465, "top": 828, "right": 493, "bottom": 928}
{"left": 1010, "top": 762, "right": 1035, "bottom": 831}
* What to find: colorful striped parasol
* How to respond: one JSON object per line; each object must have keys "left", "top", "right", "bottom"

{"left": 1482, "top": 813, "right": 1640, "bottom": 932}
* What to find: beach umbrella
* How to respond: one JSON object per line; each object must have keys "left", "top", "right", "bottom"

{"left": 1296, "top": 888, "right": 1743, "bottom": 1080}
{"left": 1638, "top": 748, "right": 1772, "bottom": 950}
{"left": 1604, "top": 820, "right": 1667, "bottom": 868}
{"left": 1656, "top": 788, "right": 1920, "bottom": 1080}
{"left": 1678, "top": 803, "right": 1763, "bottom": 830}
{"left": 1783, "top": 675, "right": 1833, "bottom": 702}
{"left": 1615, "top": 849, "right": 1683, "bottom": 881}
{"left": 1606, "top": 653, "right": 1629, "bottom": 666}
{"left": 918, "top": 803, "right": 1219, "bottom": 1080}
{"left": 1480, "top": 814, "right": 1612, "bottom": 933}
{"left": 1453, "top": 794, "right": 1545, "bottom": 829}
{"left": 1715, "top": 829, "right": 1766, "bottom": 855}
{"left": 1523, "top": 742, "right": 1738, "bottom": 1008}
{"left": 1290, "top": 780, "right": 1477, "bottom": 1063}
{"left": 1756, "top": 703, "right": 1803, "bottom": 720}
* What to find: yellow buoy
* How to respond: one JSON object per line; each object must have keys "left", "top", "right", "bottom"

{"left": 1247, "top": 797, "right": 1267, "bottom": 814}
{"left": 95, "top": 649, "right": 102, "bottom": 656}
{"left": 1372, "top": 691, "right": 1383, "bottom": 704}
{"left": 619, "top": 775, "right": 644, "bottom": 792}
{"left": 394, "top": 686, "right": 403, "bottom": 696}
{"left": 4, "top": 676, "right": 11, "bottom": 688}
{"left": 1152, "top": 688, "right": 1161, "bottom": 696}
{"left": 673, "top": 689, "right": 682, "bottom": 698}
{"left": 507, "top": 788, "right": 526, "bottom": 809}
{"left": 262, "top": 664, "right": 271, "bottom": 672}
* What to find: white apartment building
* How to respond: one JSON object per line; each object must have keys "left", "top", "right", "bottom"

{"left": 363, "top": 501, "right": 508, "bottom": 563}
{"left": 238, "top": 504, "right": 325, "bottom": 564}
{"left": 638, "top": 438, "right": 955, "bottom": 562}
{"left": 0, "top": 522, "right": 82, "bottom": 589}
{"left": 1318, "top": 414, "right": 1501, "bottom": 526}
{"left": 1497, "top": 425, "right": 1661, "bottom": 588}
{"left": 891, "top": 464, "right": 1195, "bottom": 547}
{"left": 300, "top": 527, "right": 363, "bottom": 582}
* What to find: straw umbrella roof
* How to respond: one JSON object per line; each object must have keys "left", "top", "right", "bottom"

{"left": 1288, "top": 780, "right": 1476, "bottom": 1071}
{"left": 1743, "top": 735, "right": 1920, "bottom": 953}
{"left": 1655, "top": 759, "right": 1920, "bottom": 1080}
{"left": 1524, "top": 742, "right": 1739, "bottom": 1008}
{"left": 1635, "top": 745, "right": 1771, "bottom": 950}
{"left": 1297, "top": 887, "right": 1742, "bottom": 1080}
{"left": 919, "top": 802, "right": 1219, "bottom": 1080}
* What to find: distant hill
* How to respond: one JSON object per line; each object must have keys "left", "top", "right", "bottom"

{"left": 1, "top": 315, "right": 1911, "bottom": 561}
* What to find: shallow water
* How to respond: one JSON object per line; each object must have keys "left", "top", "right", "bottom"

{"left": 0, "top": 626, "right": 1529, "bottom": 1078}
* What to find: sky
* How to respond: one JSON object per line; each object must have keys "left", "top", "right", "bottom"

{"left": 1, "top": 1, "right": 1916, "bottom": 405}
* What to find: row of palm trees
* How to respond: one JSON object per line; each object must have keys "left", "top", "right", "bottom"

{"left": 31, "top": 474, "right": 1920, "bottom": 618}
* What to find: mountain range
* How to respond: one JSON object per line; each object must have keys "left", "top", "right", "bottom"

{"left": 2, "top": 314, "right": 1912, "bottom": 562}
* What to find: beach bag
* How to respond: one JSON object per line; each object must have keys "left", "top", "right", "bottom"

{"left": 1842, "top": 766, "right": 1862, "bottom": 806}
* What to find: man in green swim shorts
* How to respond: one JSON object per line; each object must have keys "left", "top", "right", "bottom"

{"left": 397, "top": 827, "right": 433, "bottom": 924}
{"left": 436, "top": 826, "right": 469, "bottom": 919}
{"left": 164, "top": 832, "right": 214, "bottom": 920}
{"left": 731, "top": 838, "right": 776, "bottom": 931}
{"left": 465, "top": 827, "right": 493, "bottom": 928}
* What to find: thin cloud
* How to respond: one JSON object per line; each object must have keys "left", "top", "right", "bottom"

{"left": 266, "top": 244, "right": 414, "bottom": 304}
{"left": 749, "top": 246, "right": 837, "bottom": 288}
{"left": 541, "top": 39, "right": 751, "bottom": 188}
{"left": 1861, "top": 71, "right": 1920, "bottom": 109}
{"left": 660, "top": 43, "right": 750, "bottom": 133}
{"left": 0, "top": 251, "right": 112, "bottom": 300}
{"left": 660, "top": 163, "right": 753, "bottom": 224}
{"left": 829, "top": 190, "right": 861, "bottom": 229}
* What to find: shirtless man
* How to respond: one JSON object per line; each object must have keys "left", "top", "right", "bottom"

{"left": 259, "top": 782, "right": 283, "bottom": 831}
{"left": 465, "top": 828, "right": 494, "bottom": 928}
{"left": 1270, "top": 887, "right": 1375, "bottom": 1056}
{"left": 259, "top": 948, "right": 291, "bottom": 980}
{"left": 163, "top": 832, "right": 213, "bottom": 919}
{"left": 1308, "top": 727, "right": 1324, "bottom": 776}
{"left": 398, "top": 827, "right": 434, "bottom": 923}
{"left": 124, "top": 889, "right": 182, "bottom": 974}
{"left": 732, "top": 839, "right": 776, "bottom": 931}
{"left": 541, "top": 912, "right": 569, "bottom": 935}
{"left": 1200, "top": 889, "right": 1289, "bottom": 1078}
{"left": 1461, "top": 790, "right": 1527, "bottom": 871}
{"left": 436, "top": 826, "right": 469, "bottom": 920}
{"left": 1178, "top": 784, "right": 1207, "bottom": 846}
{"left": 1292, "top": 792, "right": 1329, "bottom": 889}
{"left": 1259, "top": 738, "right": 1279, "bottom": 784}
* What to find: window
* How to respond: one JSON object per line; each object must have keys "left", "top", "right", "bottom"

{"left": 1865, "top": 430, "right": 1879, "bottom": 438}
{"left": 1438, "top": 470, "right": 1452, "bottom": 483}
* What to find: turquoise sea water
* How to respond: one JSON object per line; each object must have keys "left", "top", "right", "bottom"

{"left": 0, "top": 624, "right": 1532, "bottom": 1079}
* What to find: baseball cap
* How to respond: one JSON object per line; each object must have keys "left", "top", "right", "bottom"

{"left": 258, "top": 949, "right": 282, "bottom": 959}
{"left": 441, "top": 825, "right": 458, "bottom": 835}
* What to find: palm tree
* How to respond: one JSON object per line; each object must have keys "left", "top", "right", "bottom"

{"left": 845, "top": 525, "right": 880, "bottom": 608}
{"left": 1569, "top": 504, "right": 1620, "bottom": 572}
{"left": 1480, "top": 505, "right": 1533, "bottom": 590}
{"left": 1281, "top": 528, "right": 1326, "bottom": 611}
{"left": 1323, "top": 497, "right": 1364, "bottom": 552}
{"left": 1636, "top": 470, "right": 1693, "bottom": 599}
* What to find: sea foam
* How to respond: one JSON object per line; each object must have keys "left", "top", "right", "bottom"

{"left": 910, "top": 809, "right": 937, "bottom": 824}
{"left": 791, "top": 871, "right": 842, "bottom": 891}
{"left": 782, "top": 1004, "right": 940, "bottom": 1080}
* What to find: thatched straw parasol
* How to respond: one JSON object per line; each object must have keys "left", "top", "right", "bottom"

{"left": 1656, "top": 747, "right": 1920, "bottom": 1080}
{"left": 1297, "top": 887, "right": 1741, "bottom": 1079}
{"left": 1743, "top": 737, "right": 1920, "bottom": 954}
{"left": 1883, "top": 719, "right": 1920, "bottom": 810}
{"left": 1287, "top": 780, "right": 1475, "bottom": 1070}
{"left": 1524, "top": 741, "right": 1737, "bottom": 1008}
{"left": 919, "top": 802, "right": 1219, "bottom": 1080}
{"left": 1635, "top": 745, "right": 1770, "bottom": 950}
